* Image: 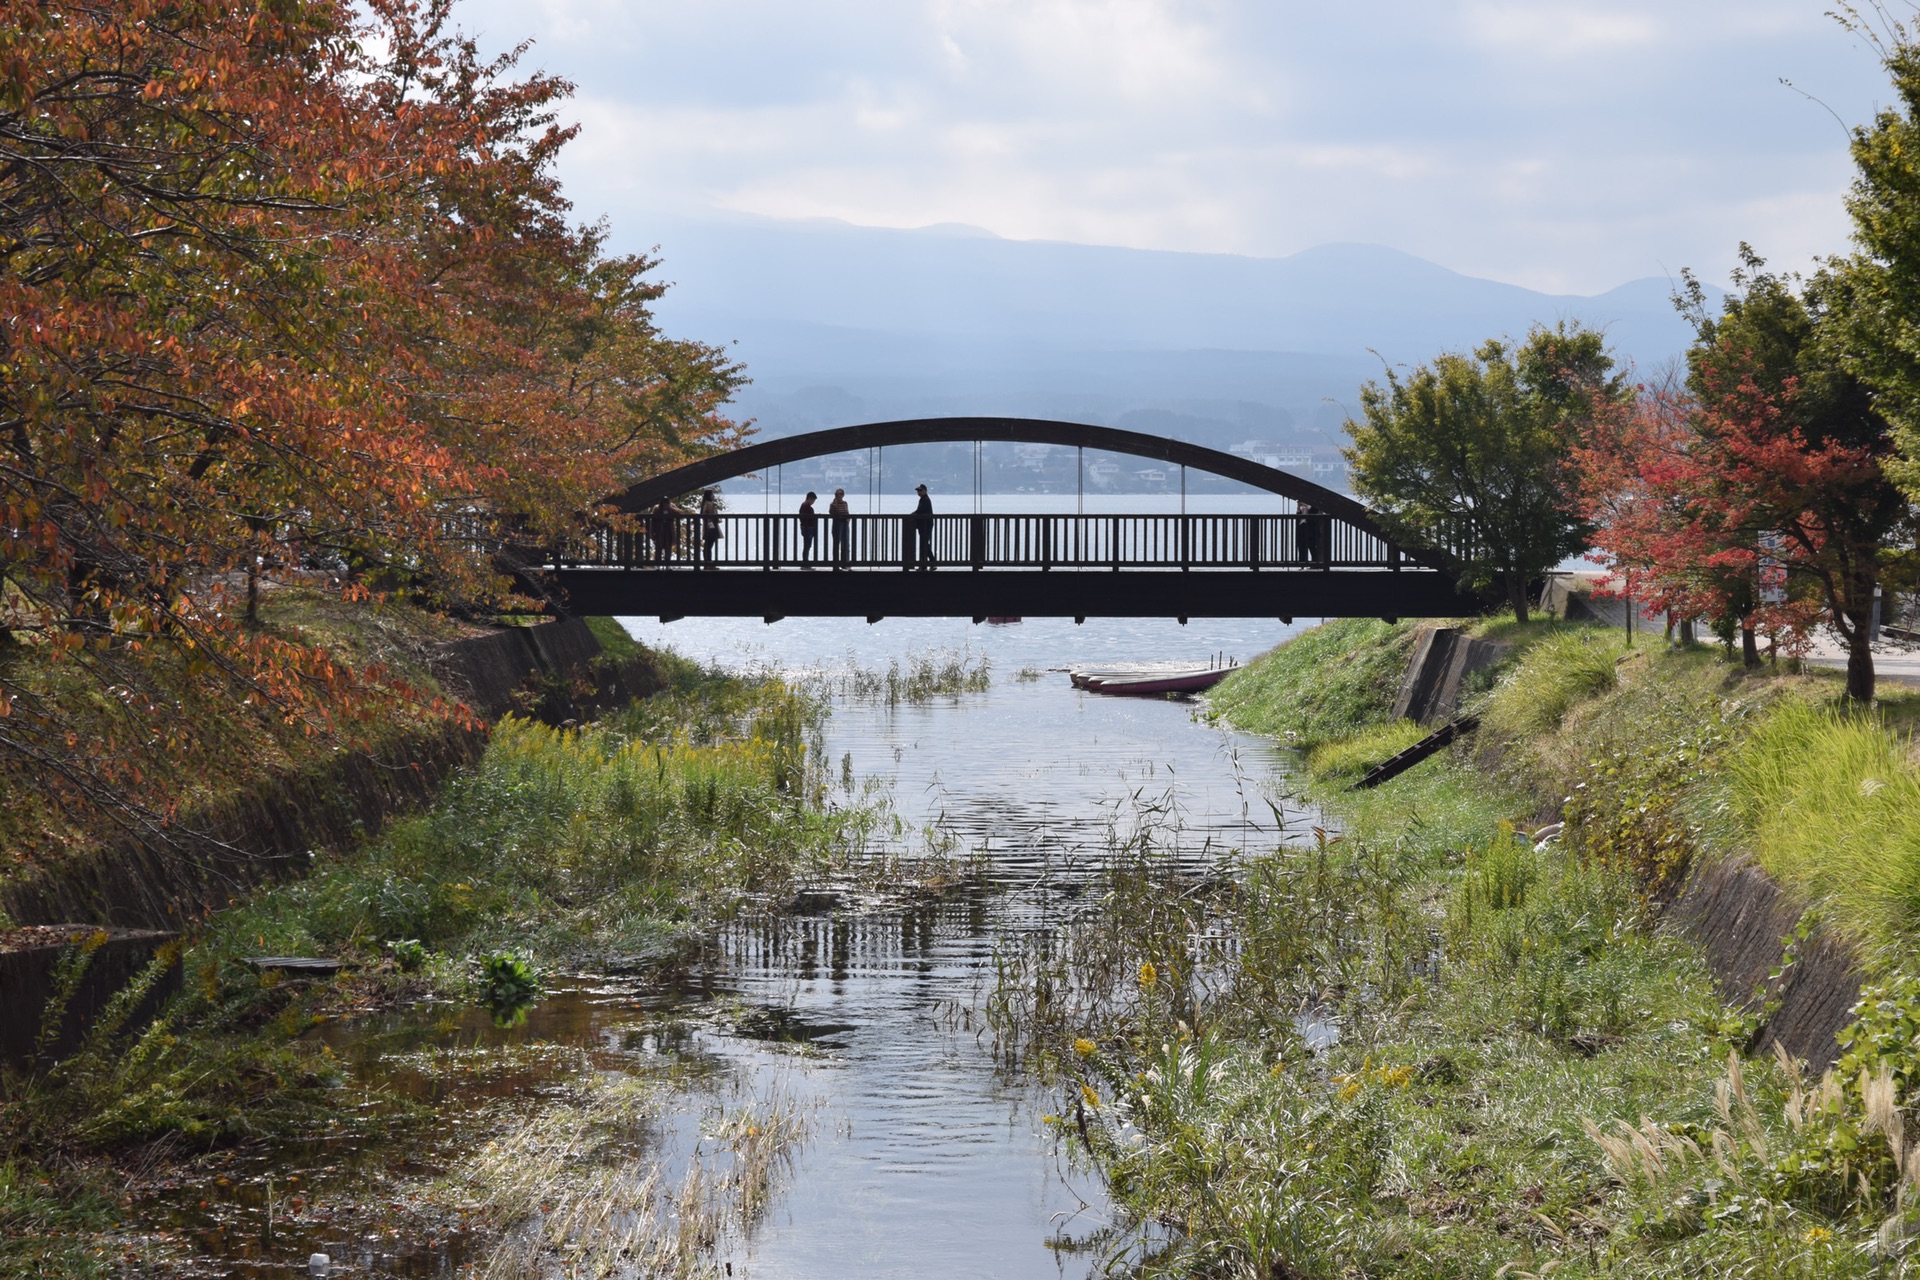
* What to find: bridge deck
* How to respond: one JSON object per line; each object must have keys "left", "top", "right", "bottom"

{"left": 529, "top": 513, "right": 1480, "bottom": 619}
{"left": 555, "top": 511, "right": 1454, "bottom": 571}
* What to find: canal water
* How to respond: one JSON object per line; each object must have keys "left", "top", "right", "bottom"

{"left": 142, "top": 612, "right": 1319, "bottom": 1277}
{"left": 606, "top": 613, "right": 1313, "bottom": 1278}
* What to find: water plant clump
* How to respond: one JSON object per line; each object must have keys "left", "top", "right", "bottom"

{"left": 810, "top": 647, "right": 993, "bottom": 705}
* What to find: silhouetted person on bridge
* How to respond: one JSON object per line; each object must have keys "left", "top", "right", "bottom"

{"left": 699, "top": 490, "right": 722, "bottom": 569}
{"left": 798, "top": 491, "right": 819, "bottom": 569}
{"left": 908, "top": 483, "right": 936, "bottom": 571}
{"left": 1297, "top": 502, "right": 1320, "bottom": 567}
{"left": 648, "top": 498, "right": 681, "bottom": 565}
{"left": 829, "top": 488, "right": 851, "bottom": 569}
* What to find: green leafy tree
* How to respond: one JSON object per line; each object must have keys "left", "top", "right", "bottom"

{"left": 1828, "top": 12, "right": 1920, "bottom": 506}
{"left": 1343, "top": 323, "right": 1621, "bottom": 622}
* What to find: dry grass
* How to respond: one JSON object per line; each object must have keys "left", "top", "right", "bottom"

{"left": 448, "top": 1070, "right": 810, "bottom": 1279}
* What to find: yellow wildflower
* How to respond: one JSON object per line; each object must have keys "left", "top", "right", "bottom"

{"left": 1803, "top": 1226, "right": 1834, "bottom": 1244}
{"left": 1080, "top": 1084, "right": 1102, "bottom": 1111}
{"left": 1073, "top": 1038, "right": 1097, "bottom": 1058}
{"left": 1138, "top": 961, "right": 1158, "bottom": 990}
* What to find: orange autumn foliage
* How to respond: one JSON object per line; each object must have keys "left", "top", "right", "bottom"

{"left": 0, "top": 0, "right": 744, "bottom": 850}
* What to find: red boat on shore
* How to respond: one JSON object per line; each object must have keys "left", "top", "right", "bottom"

{"left": 1069, "top": 660, "right": 1237, "bottom": 697}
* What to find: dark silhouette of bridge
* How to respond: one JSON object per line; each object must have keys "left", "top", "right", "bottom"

{"left": 523, "top": 417, "right": 1484, "bottom": 621}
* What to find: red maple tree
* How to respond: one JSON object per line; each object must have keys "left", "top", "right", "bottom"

{"left": 1578, "top": 365, "right": 1895, "bottom": 699}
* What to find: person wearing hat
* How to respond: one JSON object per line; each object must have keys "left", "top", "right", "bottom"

{"left": 908, "top": 483, "right": 936, "bottom": 571}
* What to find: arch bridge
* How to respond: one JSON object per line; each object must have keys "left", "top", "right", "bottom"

{"left": 524, "top": 417, "right": 1484, "bottom": 621}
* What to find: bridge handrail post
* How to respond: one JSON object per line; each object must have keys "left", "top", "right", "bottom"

{"left": 970, "top": 514, "right": 985, "bottom": 571}
{"left": 1111, "top": 515, "right": 1120, "bottom": 572}
{"left": 1247, "top": 515, "right": 1260, "bottom": 572}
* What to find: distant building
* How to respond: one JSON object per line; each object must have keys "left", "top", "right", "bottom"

{"left": 820, "top": 456, "right": 864, "bottom": 485}
{"left": 1228, "top": 441, "right": 1316, "bottom": 471}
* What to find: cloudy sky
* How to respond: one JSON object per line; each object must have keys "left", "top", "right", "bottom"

{"left": 453, "top": 0, "right": 1892, "bottom": 295}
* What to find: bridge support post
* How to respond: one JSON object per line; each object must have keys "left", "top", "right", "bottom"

{"left": 970, "top": 514, "right": 985, "bottom": 571}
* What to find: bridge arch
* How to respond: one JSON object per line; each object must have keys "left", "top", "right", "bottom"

{"left": 607, "top": 416, "right": 1449, "bottom": 572}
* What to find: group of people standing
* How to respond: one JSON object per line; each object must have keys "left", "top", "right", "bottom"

{"left": 639, "top": 484, "right": 940, "bottom": 570}
{"left": 793, "top": 487, "right": 856, "bottom": 570}
{"left": 644, "top": 490, "right": 727, "bottom": 568}
{"left": 794, "top": 483, "right": 936, "bottom": 570}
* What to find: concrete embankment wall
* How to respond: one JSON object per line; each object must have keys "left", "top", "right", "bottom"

{"left": 1392, "top": 626, "right": 1514, "bottom": 725}
{"left": 0, "top": 618, "right": 658, "bottom": 933}
{"left": 1666, "top": 858, "right": 1861, "bottom": 1070}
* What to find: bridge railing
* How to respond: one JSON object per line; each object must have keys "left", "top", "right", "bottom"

{"left": 553, "top": 513, "right": 1438, "bottom": 571}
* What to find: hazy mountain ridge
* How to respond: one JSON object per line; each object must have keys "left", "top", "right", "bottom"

{"left": 642, "top": 217, "right": 1708, "bottom": 483}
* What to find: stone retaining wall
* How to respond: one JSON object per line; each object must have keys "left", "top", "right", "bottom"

{"left": 0, "top": 928, "right": 181, "bottom": 1068}
{"left": 1391, "top": 625, "right": 1514, "bottom": 725}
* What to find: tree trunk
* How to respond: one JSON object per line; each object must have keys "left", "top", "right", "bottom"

{"left": 1741, "top": 623, "right": 1759, "bottom": 667}
{"left": 1847, "top": 617, "right": 1876, "bottom": 703}
{"left": 1508, "top": 576, "right": 1529, "bottom": 625}
{"left": 1679, "top": 617, "right": 1697, "bottom": 646}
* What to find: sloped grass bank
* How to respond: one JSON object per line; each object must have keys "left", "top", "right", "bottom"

{"left": 989, "top": 620, "right": 1920, "bottom": 1277}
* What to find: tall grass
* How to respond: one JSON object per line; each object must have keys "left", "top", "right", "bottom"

{"left": 992, "top": 799, "right": 1744, "bottom": 1278}
{"left": 1207, "top": 618, "right": 1418, "bottom": 746}
{"left": 446, "top": 1070, "right": 808, "bottom": 1280}
{"left": 209, "top": 677, "right": 877, "bottom": 972}
{"left": 808, "top": 648, "right": 991, "bottom": 704}
{"left": 1720, "top": 700, "right": 1920, "bottom": 961}
{"left": 1480, "top": 628, "right": 1623, "bottom": 741}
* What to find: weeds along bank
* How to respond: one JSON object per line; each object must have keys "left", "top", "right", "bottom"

{"left": 994, "top": 618, "right": 1920, "bottom": 1278}
{"left": 0, "top": 662, "right": 881, "bottom": 1279}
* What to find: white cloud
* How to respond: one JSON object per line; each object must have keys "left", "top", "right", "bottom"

{"left": 1462, "top": 3, "right": 1662, "bottom": 57}
{"left": 457, "top": 0, "right": 1886, "bottom": 293}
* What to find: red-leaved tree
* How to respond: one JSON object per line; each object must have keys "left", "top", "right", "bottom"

{"left": 1581, "top": 258, "right": 1905, "bottom": 701}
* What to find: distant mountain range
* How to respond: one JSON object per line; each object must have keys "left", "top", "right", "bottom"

{"left": 640, "top": 216, "right": 1710, "bottom": 486}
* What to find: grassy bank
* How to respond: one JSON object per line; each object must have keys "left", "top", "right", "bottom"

{"left": 991, "top": 619, "right": 1920, "bottom": 1277}
{"left": 0, "top": 661, "right": 880, "bottom": 1279}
